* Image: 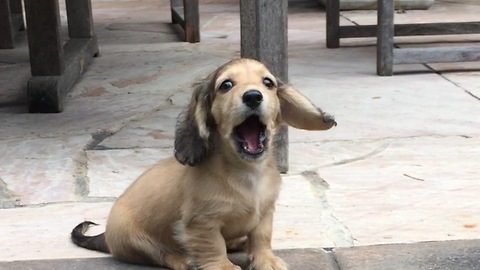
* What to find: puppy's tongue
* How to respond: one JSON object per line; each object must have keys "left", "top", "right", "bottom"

{"left": 238, "top": 125, "right": 260, "bottom": 151}
{"left": 237, "top": 117, "right": 262, "bottom": 152}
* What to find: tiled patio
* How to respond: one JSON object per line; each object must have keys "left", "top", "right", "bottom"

{"left": 0, "top": 0, "right": 479, "bottom": 269}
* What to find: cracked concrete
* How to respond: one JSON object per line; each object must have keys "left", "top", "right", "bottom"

{"left": 0, "top": 0, "right": 480, "bottom": 266}
{"left": 0, "top": 177, "right": 20, "bottom": 209}
{"left": 73, "top": 147, "right": 91, "bottom": 198}
{"left": 319, "top": 142, "right": 390, "bottom": 168}
{"left": 303, "top": 171, "right": 355, "bottom": 247}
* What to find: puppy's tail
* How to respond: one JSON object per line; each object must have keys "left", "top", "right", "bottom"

{"left": 71, "top": 221, "right": 110, "bottom": 253}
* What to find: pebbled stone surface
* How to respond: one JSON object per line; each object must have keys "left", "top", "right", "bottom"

{"left": 333, "top": 239, "right": 480, "bottom": 270}
{"left": 0, "top": 249, "right": 336, "bottom": 270}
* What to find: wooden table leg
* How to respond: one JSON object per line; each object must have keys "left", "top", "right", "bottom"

{"left": 183, "top": 0, "right": 200, "bottom": 43}
{"left": 377, "top": 0, "right": 394, "bottom": 76}
{"left": 9, "top": 0, "right": 24, "bottom": 31}
{"left": 24, "top": 0, "right": 64, "bottom": 77}
{"left": 0, "top": 0, "right": 25, "bottom": 49}
{"left": 170, "top": 0, "right": 200, "bottom": 43}
{"left": 66, "top": 0, "right": 94, "bottom": 38}
{"left": 326, "top": 0, "right": 341, "bottom": 48}
{"left": 24, "top": 0, "right": 98, "bottom": 113}
{"left": 240, "top": 0, "right": 289, "bottom": 173}
{"left": 0, "top": 0, "right": 14, "bottom": 49}
{"left": 24, "top": 0, "right": 64, "bottom": 112}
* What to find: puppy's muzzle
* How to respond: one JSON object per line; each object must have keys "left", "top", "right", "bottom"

{"left": 242, "top": 90, "right": 263, "bottom": 109}
{"left": 234, "top": 90, "right": 267, "bottom": 160}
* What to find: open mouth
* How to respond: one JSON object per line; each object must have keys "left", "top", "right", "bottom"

{"left": 234, "top": 115, "right": 267, "bottom": 159}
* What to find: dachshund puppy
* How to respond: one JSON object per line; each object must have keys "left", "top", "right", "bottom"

{"left": 71, "top": 58, "right": 336, "bottom": 270}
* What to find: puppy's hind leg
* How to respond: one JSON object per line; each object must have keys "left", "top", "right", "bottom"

{"left": 107, "top": 229, "right": 189, "bottom": 270}
{"left": 177, "top": 220, "right": 241, "bottom": 270}
{"left": 130, "top": 237, "right": 189, "bottom": 270}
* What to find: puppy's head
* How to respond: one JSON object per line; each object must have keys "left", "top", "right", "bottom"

{"left": 174, "top": 59, "right": 336, "bottom": 166}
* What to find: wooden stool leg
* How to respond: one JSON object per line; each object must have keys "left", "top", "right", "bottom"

{"left": 377, "top": 0, "right": 394, "bottom": 76}
{"left": 326, "top": 0, "right": 341, "bottom": 48}
{"left": 241, "top": 0, "right": 289, "bottom": 173}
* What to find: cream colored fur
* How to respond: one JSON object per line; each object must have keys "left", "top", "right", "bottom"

{"left": 75, "top": 59, "right": 336, "bottom": 270}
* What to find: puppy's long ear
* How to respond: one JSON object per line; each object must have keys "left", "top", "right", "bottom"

{"left": 174, "top": 78, "right": 214, "bottom": 166}
{"left": 277, "top": 81, "right": 337, "bottom": 130}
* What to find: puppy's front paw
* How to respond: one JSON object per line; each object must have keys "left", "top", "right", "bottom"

{"left": 321, "top": 112, "right": 337, "bottom": 129}
{"left": 248, "top": 252, "right": 288, "bottom": 270}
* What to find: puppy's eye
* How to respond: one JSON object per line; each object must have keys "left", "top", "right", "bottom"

{"left": 219, "top": 80, "right": 234, "bottom": 91}
{"left": 263, "top": 78, "right": 275, "bottom": 88}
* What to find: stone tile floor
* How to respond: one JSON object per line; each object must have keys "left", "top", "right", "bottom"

{"left": 0, "top": 0, "right": 479, "bottom": 268}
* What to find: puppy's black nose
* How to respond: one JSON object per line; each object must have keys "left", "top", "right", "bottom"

{"left": 242, "top": 90, "right": 263, "bottom": 109}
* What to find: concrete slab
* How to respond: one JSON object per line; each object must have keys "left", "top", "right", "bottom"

{"left": 0, "top": 135, "right": 92, "bottom": 205}
{"left": 0, "top": 44, "right": 228, "bottom": 139}
{"left": 86, "top": 148, "right": 171, "bottom": 198}
{"left": 318, "top": 137, "right": 480, "bottom": 246}
{"left": 0, "top": 202, "right": 112, "bottom": 261}
{"left": 439, "top": 70, "right": 480, "bottom": 100}
{"left": 287, "top": 71, "right": 480, "bottom": 142}
{"left": 274, "top": 174, "right": 340, "bottom": 249}
{"left": 333, "top": 239, "right": 480, "bottom": 270}
{"left": 339, "top": 0, "right": 480, "bottom": 25}
{"left": 96, "top": 106, "right": 182, "bottom": 150}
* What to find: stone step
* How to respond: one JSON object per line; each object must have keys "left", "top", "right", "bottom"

{"left": 0, "top": 249, "right": 334, "bottom": 270}
{"left": 2, "top": 240, "right": 480, "bottom": 270}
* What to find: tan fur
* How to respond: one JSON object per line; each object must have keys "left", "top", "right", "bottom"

{"left": 76, "top": 59, "right": 336, "bottom": 270}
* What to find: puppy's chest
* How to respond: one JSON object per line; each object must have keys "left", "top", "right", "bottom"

{"left": 219, "top": 170, "right": 280, "bottom": 240}
{"left": 221, "top": 200, "right": 262, "bottom": 240}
